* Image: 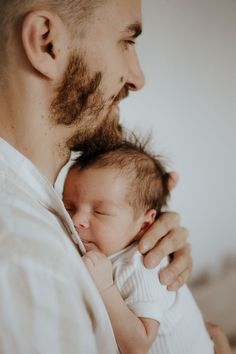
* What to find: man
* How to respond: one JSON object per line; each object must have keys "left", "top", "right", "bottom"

{"left": 0, "top": 1, "right": 229, "bottom": 353}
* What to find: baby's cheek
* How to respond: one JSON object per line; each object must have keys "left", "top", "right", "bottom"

{"left": 96, "top": 225, "right": 117, "bottom": 253}
{"left": 91, "top": 222, "right": 108, "bottom": 245}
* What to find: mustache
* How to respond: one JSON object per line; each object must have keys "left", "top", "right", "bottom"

{"left": 114, "top": 85, "right": 129, "bottom": 103}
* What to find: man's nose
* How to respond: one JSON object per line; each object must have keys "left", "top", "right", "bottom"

{"left": 127, "top": 51, "right": 145, "bottom": 91}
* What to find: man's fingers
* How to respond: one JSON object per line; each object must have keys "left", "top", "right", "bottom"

{"left": 167, "top": 171, "right": 179, "bottom": 191}
{"left": 142, "top": 226, "right": 189, "bottom": 268}
{"left": 206, "top": 322, "right": 222, "bottom": 337}
{"left": 138, "top": 210, "right": 192, "bottom": 289}
{"left": 158, "top": 243, "right": 192, "bottom": 286}
{"left": 206, "top": 322, "right": 232, "bottom": 354}
{"left": 206, "top": 322, "right": 228, "bottom": 340}
{"left": 139, "top": 212, "right": 182, "bottom": 254}
{"left": 166, "top": 267, "right": 192, "bottom": 291}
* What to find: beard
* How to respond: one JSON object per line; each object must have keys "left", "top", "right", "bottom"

{"left": 70, "top": 108, "right": 124, "bottom": 156}
{"left": 50, "top": 52, "right": 127, "bottom": 152}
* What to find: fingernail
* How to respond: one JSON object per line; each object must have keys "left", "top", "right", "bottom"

{"left": 146, "top": 254, "right": 160, "bottom": 268}
{"left": 140, "top": 240, "right": 150, "bottom": 253}
{"left": 167, "top": 282, "right": 178, "bottom": 291}
{"left": 164, "top": 271, "right": 175, "bottom": 284}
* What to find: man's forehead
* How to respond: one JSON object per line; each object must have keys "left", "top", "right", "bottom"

{"left": 116, "top": 0, "right": 142, "bottom": 31}
{"left": 93, "top": 0, "right": 142, "bottom": 35}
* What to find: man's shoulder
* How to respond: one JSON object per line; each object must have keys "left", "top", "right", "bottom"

{"left": 0, "top": 191, "right": 79, "bottom": 282}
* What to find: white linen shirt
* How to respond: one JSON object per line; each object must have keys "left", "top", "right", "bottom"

{"left": 0, "top": 138, "right": 119, "bottom": 354}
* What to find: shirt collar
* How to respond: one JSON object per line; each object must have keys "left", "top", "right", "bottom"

{"left": 0, "top": 138, "right": 85, "bottom": 254}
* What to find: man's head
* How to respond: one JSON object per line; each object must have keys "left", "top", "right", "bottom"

{"left": 63, "top": 136, "right": 170, "bottom": 255}
{"left": 0, "top": 0, "right": 144, "bottom": 154}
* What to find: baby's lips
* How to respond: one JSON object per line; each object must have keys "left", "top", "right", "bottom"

{"left": 82, "top": 240, "right": 95, "bottom": 251}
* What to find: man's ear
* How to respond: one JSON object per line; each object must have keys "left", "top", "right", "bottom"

{"left": 21, "top": 10, "right": 69, "bottom": 80}
{"left": 136, "top": 209, "right": 157, "bottom": 239}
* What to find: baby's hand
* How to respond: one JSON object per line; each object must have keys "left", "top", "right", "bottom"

{"left": 83, "top": 245, "right": 113, "bottom": 292}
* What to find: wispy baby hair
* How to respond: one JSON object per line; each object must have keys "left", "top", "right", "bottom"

{"left": 70, "top": 132, "right": 170, "bottom": 217}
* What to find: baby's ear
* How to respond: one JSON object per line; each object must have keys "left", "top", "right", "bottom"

{"left": 166, "top": 171, "right": 179, "bottom": 192}
{"left": 137, "top": 209, "right": 157, "bottom": 238}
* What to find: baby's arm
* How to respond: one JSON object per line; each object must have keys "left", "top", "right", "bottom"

{"left": 83, "top": 247, "right": 159, "bottom": 354}
{"left": 101, "top": 285, "right": 159, "bottom": 354}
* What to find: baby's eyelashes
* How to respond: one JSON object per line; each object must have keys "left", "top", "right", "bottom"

{"left": 94, "top": 210, "right": 110, "bottom": 216}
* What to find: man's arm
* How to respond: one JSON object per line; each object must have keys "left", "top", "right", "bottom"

{"left": 138, "top": 172, "right": 192, "bottom": 290}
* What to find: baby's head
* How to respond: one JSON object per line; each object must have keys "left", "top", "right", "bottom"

{"left": 63, "top": 137, "right": 170, "bottom": 256}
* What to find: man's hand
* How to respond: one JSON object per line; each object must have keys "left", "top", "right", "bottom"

{"left": 138, "top": 172, "right": 193, "bottom": 291}
{"left": 83, "top": 244, "right": 113, "bottom": 292}
{"left": 206, "top": 322, "right": 232, "bottom": 354}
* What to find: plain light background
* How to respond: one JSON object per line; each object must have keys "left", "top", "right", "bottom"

{"left": 120, "top": 0, "right": 236, "bottom": 277}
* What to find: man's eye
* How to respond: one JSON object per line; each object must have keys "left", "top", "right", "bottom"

{"left": 123, "top": 40, "right": 135, "bottom": 49}
{"left": 126, "top": 40, "right": 135, "bottom": 45}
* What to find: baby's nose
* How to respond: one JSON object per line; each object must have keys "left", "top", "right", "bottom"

{"left": 72, "top": 212, "right": 89, "bottom": 230}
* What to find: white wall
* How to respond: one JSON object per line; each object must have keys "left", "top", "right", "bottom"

{"left": 121, "top": 0, "right": 236, "bottom": 277}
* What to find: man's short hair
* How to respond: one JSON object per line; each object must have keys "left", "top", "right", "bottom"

{"left": 70, "top": 134, "right": 170, "bottom": 218}
{"left": 0, "top": 0, "right": 105, "bottom": 67}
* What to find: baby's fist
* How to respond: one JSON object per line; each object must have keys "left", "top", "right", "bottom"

{"left": 83, "top": 247, "right": 113, "bottom": 292}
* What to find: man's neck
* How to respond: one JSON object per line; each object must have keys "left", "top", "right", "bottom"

{"left": 0, "top": 95, "right": 70, "bottom": 184}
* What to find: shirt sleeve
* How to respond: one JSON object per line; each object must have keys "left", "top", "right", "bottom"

{"left": 113, "top": 250, "right": 176, "bottom": 323}
{"left": 0, "top": 255, "right": 99, "bottom": 354}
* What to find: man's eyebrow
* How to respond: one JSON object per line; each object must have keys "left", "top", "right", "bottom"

{"left": 123, "top": 22, "right": 142, "bottom": 39}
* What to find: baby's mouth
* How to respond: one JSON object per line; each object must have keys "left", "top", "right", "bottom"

{"left": 82, "top": 240, "right": 96, "bottom": 252}
{"left": 80, "top": 238, "right": 89, "bottom": 243}
{"left": 81, "top": 238, "right": 92, "bottom": 245}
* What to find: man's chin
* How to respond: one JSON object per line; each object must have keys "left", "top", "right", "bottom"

{"left": 112, "top": 103, "right": 121, "bottom": 118}
{"left": 68, "top": 107, "right": 123, "bottom": 152}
